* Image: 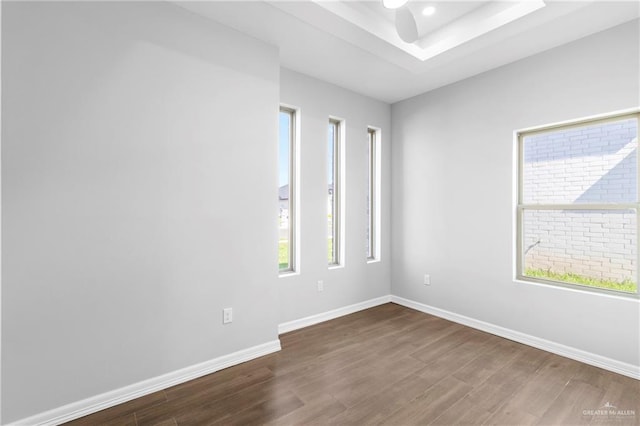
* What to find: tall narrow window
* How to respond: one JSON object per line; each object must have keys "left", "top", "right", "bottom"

{"left": 517, "top": 112, "right": 639, "bottom": 295}
{"left": 367, "top": 127, "right": 380, "bottom": 261}
{"left": 279, "top": 107, "right": 296, "bottom": 273}
{"left": 328, "top": 119, "right": 341, "bottom": 265}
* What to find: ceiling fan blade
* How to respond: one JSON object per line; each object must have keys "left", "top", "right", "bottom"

{"left": 395, "top": 8, "right": 419, "bottom": 43}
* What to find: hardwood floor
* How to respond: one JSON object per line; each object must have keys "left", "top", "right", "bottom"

{"left": 66, "top": 303, "right": 640, "bottom": 426}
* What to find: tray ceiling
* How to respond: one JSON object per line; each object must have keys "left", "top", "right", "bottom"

{"left": 175, "top": 1, "right": 640, "bottom": 103}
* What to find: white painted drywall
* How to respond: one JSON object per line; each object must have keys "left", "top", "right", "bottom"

{"left": 3, "top": 1, "right": 636, "bottom": 422}
{"left": 278, "top": 69, "right": 391, "bottom": 323}
{"left": 391, "top": 20, "right": 640, "bottom": 367}
{"left": 1, "top": 2, "right": 280, "bottom": 422}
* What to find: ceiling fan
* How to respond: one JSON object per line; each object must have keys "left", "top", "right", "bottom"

{"left": 383, "top": 0, "right": 419, "bottom": 44}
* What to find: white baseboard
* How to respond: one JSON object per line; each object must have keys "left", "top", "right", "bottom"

{"left": 390, "top": 295, "right": 640, "bottom": 380}
{"left": 7, "top": 340, "right": 281, "bottom": 426}
{"left": 278, "top": 295, "right": 392, "bottom": 335}
{"left": 8, "top": 294, "right": 637, "bottom": 425}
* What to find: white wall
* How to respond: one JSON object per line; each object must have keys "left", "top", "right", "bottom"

{"left": 391, "top": 20, "right": 640, "bottom": 368}
{"left": 3, "top": 1, "right": 636, "bottom": 422}
{"left": 1, "top": 2, "right": 280, "bottom": 422}
{"left": 278, "top": 69, "right": 391, "bottom": 324}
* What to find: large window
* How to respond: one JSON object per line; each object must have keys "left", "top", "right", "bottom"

{"left": 279, "top": 107, "right": 297, "bottom": 273}
{"left": 367, "top": 127, "right": 380, "bottom": 261}
{"left": 328, "top": 119, "right": 342, "bottom": 266}
{"left": 517, "top": 112, "right": 639, "bottom": 295}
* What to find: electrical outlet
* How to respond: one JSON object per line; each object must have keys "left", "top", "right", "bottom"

{"left": 317, "top": 280, "right": 324, "bottom": 292}
{"left": 223, "top": 308, "right": 233, "bottom": 324}
{"left": 423, "top": 274, "right": 431, "bottom": 286}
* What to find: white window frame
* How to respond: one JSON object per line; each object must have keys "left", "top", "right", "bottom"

{"left": 328, "top": 117, "right": 345, "bottom": 267}
{"left": 367, "top": 127, "right": 381, "bottom": 262}
{"left": 515, "top": 110, "right": 640, "bottom": 297}
{"left": 279, "top": 105, "right": 300, "bottom": 275}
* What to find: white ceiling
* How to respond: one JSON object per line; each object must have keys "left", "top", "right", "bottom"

{"left": 176, "top": 1, "right": 640, "bottom": 104}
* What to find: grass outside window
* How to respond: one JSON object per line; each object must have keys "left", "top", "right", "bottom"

{"left": 524, "top": 269, "right": 637, "bottom": 293}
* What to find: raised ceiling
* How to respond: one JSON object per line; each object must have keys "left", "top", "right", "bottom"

{"left": 176, "top": 1, "right": 640, "bottom": 103}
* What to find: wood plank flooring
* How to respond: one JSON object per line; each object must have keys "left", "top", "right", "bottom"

{"left": 65, "top": 303, "right": 640, "bottom": 426}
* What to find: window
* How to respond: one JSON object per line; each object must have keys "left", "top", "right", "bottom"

{"left": 328, "top": 119, "right": 342, "bottom": 266}
{"left": 367, "top": 127, "right": 380, "bottom": 261}
{"left": 279, "top": 107, "right": 297, "bottom": 273}
{"left": 517, "top": 112, "right": 639, "bottom": 295}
